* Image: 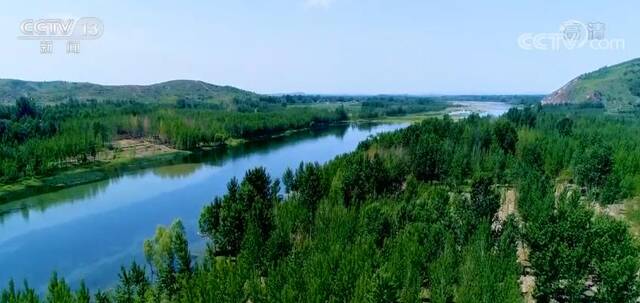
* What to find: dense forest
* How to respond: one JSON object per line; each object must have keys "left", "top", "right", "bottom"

{"left": 265, "top": 94, "right": 542, "bottom": 106}
{"left": 233, "top": 94, "right": 454, "bottom": 120}
{"left": 0, "top": 94, "right": 521, "bottom": 185}
{"left": 268, "top": 94, "right": 541, "bottom": 119}
{"left": 0, "top": 98, "right": 348, "bottom": 183}
{"left": 2, "top": 104, "right": 639, "bottom": 302}
{"left": 357, "top": 97, "right": 449, "bottom": 119}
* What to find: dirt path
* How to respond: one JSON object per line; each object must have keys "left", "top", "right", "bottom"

{"left": 497, "top": 188, "right": 517, "bottom": 223}
{"left": 493, "top": 187, "right": 536, "bottom": 303}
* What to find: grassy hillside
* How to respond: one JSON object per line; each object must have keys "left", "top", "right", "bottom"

{"left": 542, "top": 58, "right": 640, "bottom": 112}
{"left": 0, "top": 79, "right": 256, "bottom": 105}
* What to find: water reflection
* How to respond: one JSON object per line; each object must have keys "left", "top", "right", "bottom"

{"left": 151, "top": 163, "right": 201, "bottom": 179}
{"left": 0, "top": 123, "right": 404, "bottom": 292}
{"left": 0, "top": 124, "right": 352, "bottom": 224}
{"left": 0, "top": 180, "right": 112, "bottom": 224}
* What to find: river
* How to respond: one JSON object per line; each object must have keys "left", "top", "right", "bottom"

{"left": 0, "top": 123, "right": 406, "bottom": 292}
{"left": 447, "top": 101, "right": 515, "bottom": 118}
{"left": 0, "top": 101, "right": 515, "bottom": 293}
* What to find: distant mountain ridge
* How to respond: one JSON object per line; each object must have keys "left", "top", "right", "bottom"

{"left": 542, "top": 58, "right": 640, "bottom": 112}
{"left": 0, "top": 79, "right": 257, "bottom": 104}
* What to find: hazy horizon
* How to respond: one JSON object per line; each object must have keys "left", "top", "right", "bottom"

{"left": 0, "top": 0, "right": 637, "bottom": 95}
{"left": 0, "top": 77, "right": 549, "bottom": 96}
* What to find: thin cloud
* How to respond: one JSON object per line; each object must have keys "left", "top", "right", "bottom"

{"left": 305, "top": 0, "right": 335, "bottom": 9}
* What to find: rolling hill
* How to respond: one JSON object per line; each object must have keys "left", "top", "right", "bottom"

{"left": 542, "top": 58, "right": 640, "bottom": 112}
{"left": 0, "top": 79, "right": 257, "bottom": 104}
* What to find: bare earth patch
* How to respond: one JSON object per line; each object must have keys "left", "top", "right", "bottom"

{"left": 620, "top": 197, "right": 640, "bottom": 236}
{"left": 492, "top": 187, "right": 536, "bottom": 302}
{"left": 497, "top": 188, "right": 518, "bottom": 223}
{"left": 100, "top": 139, "right": 178, "bottom": 161}
{"left": 591, "top": 198, "right": 640, "bottom": 236}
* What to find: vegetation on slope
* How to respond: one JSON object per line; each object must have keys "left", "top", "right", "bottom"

{"left": 543, "top": 58, "right": 640, "bottom": 112}
{"left": 0, "top": 79, "right": 257, "bottom": 105}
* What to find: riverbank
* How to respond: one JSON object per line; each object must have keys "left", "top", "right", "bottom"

{"left": 353, "top": 101, "right": 514, "bottom": 123}
{"left": 0, "top": 149, "right": 192, "bottom": 204}
{"left": 0, "top": 122, "right": 350, "bottom": 204}
{"left": 0, "top": 123, "right": 408, "bottom": 292}
{"left": 0, "top": 101, "right": 514, "bottom": 204}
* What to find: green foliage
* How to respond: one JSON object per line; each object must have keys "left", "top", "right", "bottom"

{"left": 523, "top": 180, "right": 640, "bottom": 302}
{"left": 428, "top": 236, "right": 457, "bottom": 303}
{"left": 469, "top": 174, "right": 500, "bottom": 220}
{"left": 45, "top": 273, "right": 73, "bottom": 303}
{"left": 15, "top": 97, "right": 38, "bottom": 120}
{"left": 287, "top": 162, "right": 324, "bottom": 214}
{"left": 589, "top": 217, "right": 640, "bottom": 302}
{"left": 456, "top": 224, "right": 521, "bottom": 303}
{"left": 504, "top": 106, "right": 537, "bottom": 128}
{"left": 0, "top": 100, "right": 347, "bottom": 183}
{"left": 574, "top": 143, "right": 613, "bottom": 191}
{"left": 75, "top": 282, "right": 90, "bottom": 303}
{"left": 114, "top": 262, "right": 149, "bottom": 303}
{"left": 94, "top": 291, "right": 111, "bottom": 303}
{"left": 0, "top": 280, "right": 38, "bottom": 303}
{"left": 199, "top": 168, "right": 280, "bottom": 257}
{"left": 142, "top": 219, "right": 192, "bottom": 300}
{"left": 493, "top": 119, "right": 518, "bottom": 154}
{"left": 357, "top": 96, "right": 448, "bottom": 119}
{"left": 544, "top": 57, "right": 640, "bottom": 112}
{"left": 0, "top": 79, "right": 256, "bottom": 105}
{"left": 556, "top": 117, "right": 574, "bottom": 136}
{"left": 5, "top": 105, "right": 640, "bottom": 303}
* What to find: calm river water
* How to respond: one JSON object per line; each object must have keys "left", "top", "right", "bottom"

{"left": 0, "top": 123, "right": 406, "bottom": 291}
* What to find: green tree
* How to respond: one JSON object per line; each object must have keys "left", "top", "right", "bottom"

{"left": 75, "top": 281, "right": 90, "bottom": 303}
{"left": 493, "top": 120, "right": 518, "bottom": 154}
{"left": 15, "top": 97, "right": 38, "bottom": 120}
{"left": 199, "top": 168, "right": 279, "bottom": 256}
{"left": 469, "top": 174, "right": 499, "bottom": 220}
{"left": 45, "top": 273, "right": 73, "bottom": 303}
{"left": 429, "top": 237, "right": 457, "bottom": 303}
{"left": 171, "top": 220, "right": 192, "bottom": 275}
{"left": 94, "top": 291, "right": 111, "bottom": 303}
{"left": 143, "top": 220, "right": 192, "bottom": 298}
{"left": 114, "top": 262, "right": 149, "bottom": 303}
{"left": 574, "top": 143, "right": 613, "bottom": 189}
{"left": 556, "top": 117, "right": 574, "bottom": 136}
{"left": 282, "top": 167, "right": 294, "bottom": 194}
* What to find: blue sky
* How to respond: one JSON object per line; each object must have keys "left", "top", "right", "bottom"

{"left": 0, "top": 0, "right": 637, "bottom": 94}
